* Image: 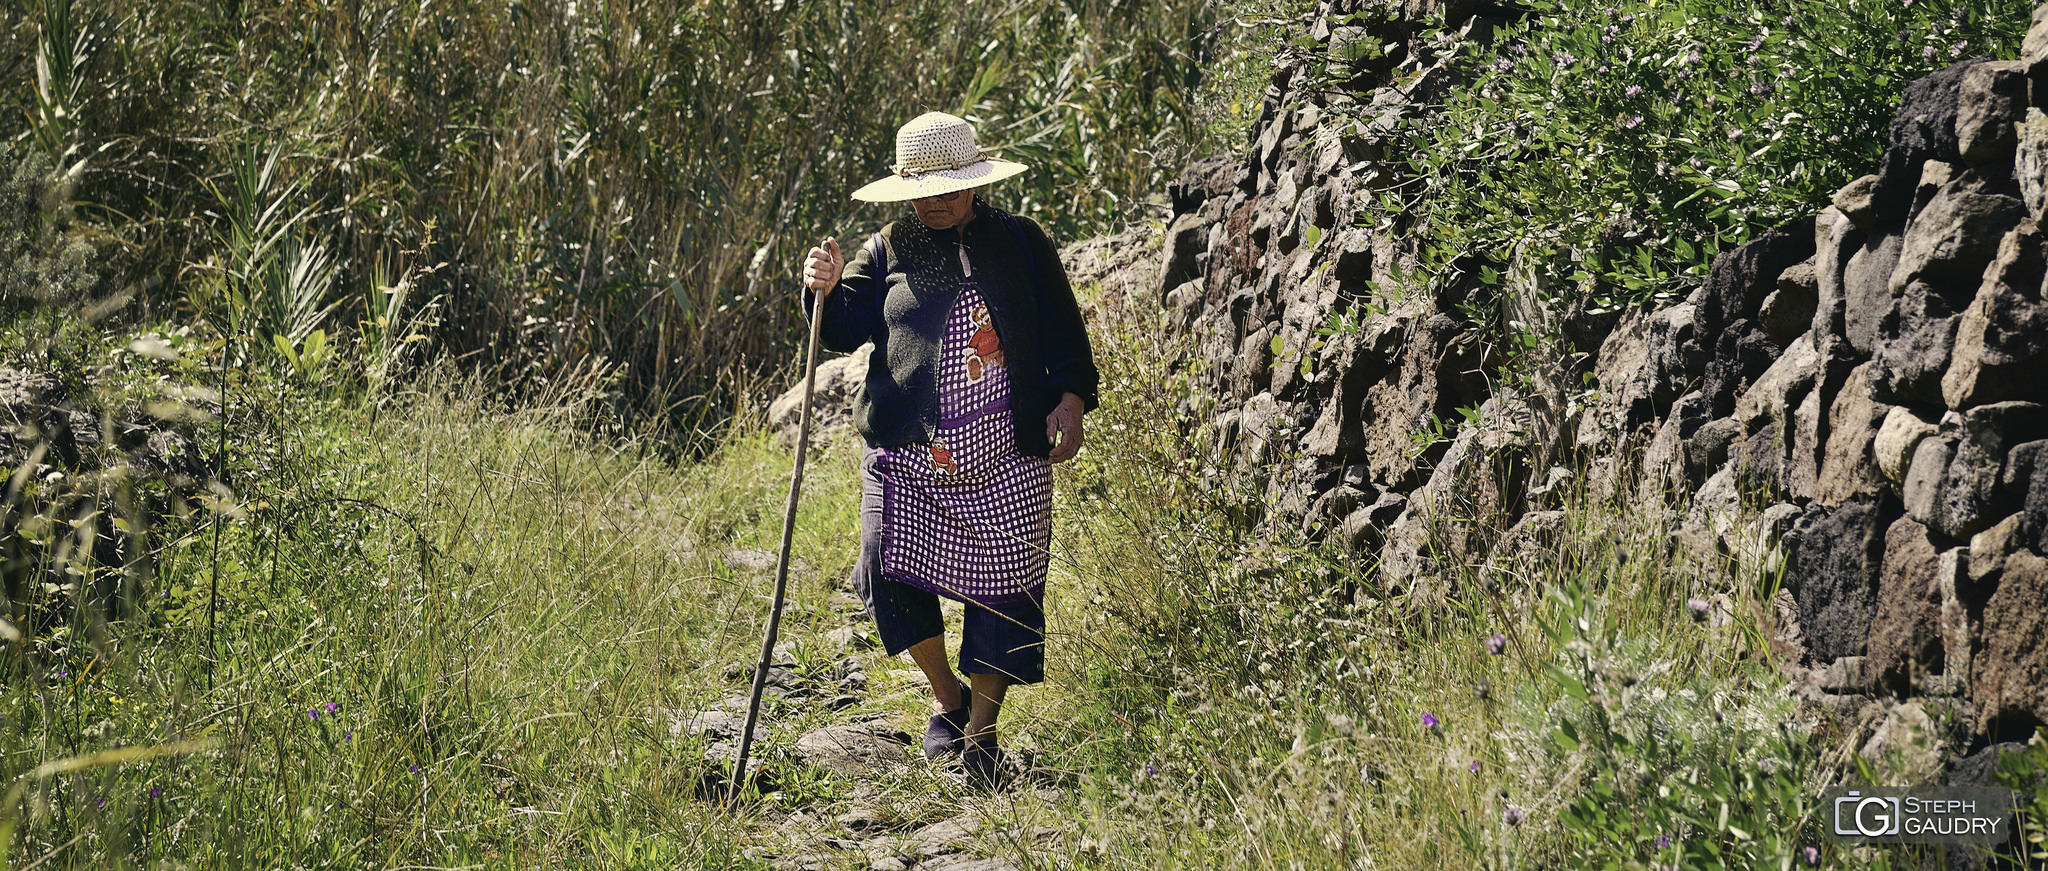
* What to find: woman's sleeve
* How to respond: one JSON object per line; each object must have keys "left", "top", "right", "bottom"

{"left": 1021, "top": 216, "right": 1101, "bottom": 412}
{"left": 806, "top": 234, "right": 882, "bottom": 354}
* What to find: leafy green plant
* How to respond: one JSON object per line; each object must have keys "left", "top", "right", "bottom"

{"left": 1540, "top": 572, "right": 1819, "bottom": 868}
{"left": 1376, "top": 0, "right": 2030, "bottom": 337}
{"left": 0, "top": 145, "right": 98, "bottom": 315}
{"left": 187, "top": 146, "right": 337, "bottom": 370}
{"left": 2000, "top": 733, "right": 2048, "bottom": 864}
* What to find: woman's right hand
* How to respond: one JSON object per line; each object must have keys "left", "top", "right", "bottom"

{"left": 803, "top": 237, "right": 843, "bottom": 296}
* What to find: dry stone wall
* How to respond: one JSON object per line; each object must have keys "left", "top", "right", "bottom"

{"left": 1149, "top": 0, "right": 2048, "bottom": 757}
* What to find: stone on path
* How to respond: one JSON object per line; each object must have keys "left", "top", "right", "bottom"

{"left": 672, "top": 708, "right": 765, "bottom": 744}
{"left": 794, "top": 723, "right": 913, "bottom": 776}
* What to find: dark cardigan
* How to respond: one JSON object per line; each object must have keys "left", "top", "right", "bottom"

{"left": 809, "top": 203, "right": 1099, "bottom": 457}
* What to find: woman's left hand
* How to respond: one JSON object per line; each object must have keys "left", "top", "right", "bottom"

{"left": 1046, "top": 393, "right": 1085, "bottom": 463}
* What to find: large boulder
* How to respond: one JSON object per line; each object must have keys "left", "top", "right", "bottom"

{"left": 1939, "top": 402, "right": 2048, "bottom": 539}
{"left": 1694, "top": 220, "right": 1815, "bottom": 418}
{"left": 1786, "top": 498, "right": 1896, "bottom": 663}
{"left": 1888, "top": 165, "right": 2027, "bottom": 300}
{"left": 2025, "top": 447, "right": 2048, "bottom": 553}
{"left": 1867, "top": 281, "right": 1963, "bottom": 406}
{"left": 1957, "top": 60, "right": 2029, "bottom": 165}
{"left": 1870, "top": 59, "right": 1993, "bottom": 221}
{"left": 2019, "top": 108, "right": 2048, "bottom": 223}
{"left": 1843, "top": 225, "right": 1906, "bottom": 356}
{"left": 1814, "top": 204, "right": 1867, "bottom": 343}
{"left": 1759, "top": 259, "right": 1819, "bottom": 345}
{"left": 1941, "top": 221, "right": 2048, "bottom": 408}
{"left": 768, "top": 346, "right": 872, "bottom": 450}
{"left": 1861, "top": 517, "right": 1949, "bottom": 694}
{"left": 1903, "top": 433, "right": 1958, "bottom": 529}
{"left": 1812, "top": 364, "right": 1892, "bottom": 508}
{"left": 1970, "top": 549, "right": 2048, "bottom": 738}
{"left": 1874, "top": 405, "right": 1941, "bottom": 485}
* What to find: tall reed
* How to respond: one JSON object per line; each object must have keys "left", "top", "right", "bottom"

{"left": 5, "top": 0, "right": 1234, "bottom": 442}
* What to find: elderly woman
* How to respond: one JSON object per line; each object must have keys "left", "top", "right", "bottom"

{"left": 800, "top": 112, "right": 1098, "bottom": 784}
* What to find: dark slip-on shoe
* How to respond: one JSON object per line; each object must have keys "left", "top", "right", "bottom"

{"left": 963, "top": 740, "right": 1008, "bottom": 788}
{"left": 923, "top": 682, "right": 972, "bottom": 760}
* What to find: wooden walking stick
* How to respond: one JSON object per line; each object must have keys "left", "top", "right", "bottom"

{"left": 729, "top": 243, "right": 834, "bottom": 803}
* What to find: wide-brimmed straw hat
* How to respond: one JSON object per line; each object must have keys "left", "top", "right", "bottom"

{"left": 850, "top": 112, "right": 1030, "bottom": 203}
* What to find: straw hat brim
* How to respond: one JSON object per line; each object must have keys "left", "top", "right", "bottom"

{"left": 850, "top": 158, "right": 1030, "bottom": 203}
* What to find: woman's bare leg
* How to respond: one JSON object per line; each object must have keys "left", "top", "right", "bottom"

{"left": 964, "top": 672, "right": 1009, "bottom": 744}
{"left": 906, "top": 635, "right": 965, "bottom": 713}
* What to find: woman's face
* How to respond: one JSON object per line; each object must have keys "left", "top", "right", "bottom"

{"left": 912, "top": 187, "right": 978, "bottom": 230}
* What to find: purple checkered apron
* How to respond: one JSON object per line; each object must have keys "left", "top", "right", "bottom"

{"left": 870, "top": 281, "right": 1053, "bottom": 609}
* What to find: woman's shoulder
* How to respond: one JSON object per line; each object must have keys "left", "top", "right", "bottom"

{"left": 865, "top": 221, "right": 904, "bottom": 263}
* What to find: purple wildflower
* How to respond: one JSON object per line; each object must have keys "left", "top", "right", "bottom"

{"left": 344, "top": 730, "right": 353, "bottom": 742}
{"left": 409, "top": 763, "right": 420, "bottom": 774}
{"left": 1727, "top": 127, "right": 1744, "bottom": 141}
{"left": 325, "top": 701, "right": 341, "bottom": 714}
{"left": 307, "top": 708, "right": 320, "bottom": 721}
{"left": 1750, "top": 81, "right": 1771, "bottom": 96}
{"left": 1421, "top": 711, "right": 1440, "bottom": 730}
{"left": 1469, "top": 760, "right": 1481, "bottom": 773}
{"left": 1621, "top": 13, "right": 1636, "bottom": 23}
{"left": 1687, "top": 597, "right": 1711, "bottom": 619}
{"left": 1656, "top": 833, "right": 1671, "bottom": 848}
{"left": 1597, "top": 63, "right": 1611, "bottom": 74}
{"left": 1625, "top": 84, "right": 1643, "bottom": 98}
{"left": 1504, "top": 806, "right": 1526, "bottom": 826}
{"left": 149, "top": 787, "right": 161, "bottom": 798}
{"left": 1683, "top": 51, "right": 1702, "bottom": 66}
{"left": 1602, "top": 25, "right": 1619, "bottom": 44}
{"left": 1783, "top": 15, "right": 1795, "bottom": 27}
{"left": 1803, "top": 846, "right": 1820, "bottom": 866}
{"left": 1747, "top": 34, "right": 1766, "bottom": 51}
{"left": 1951, "top": 41, "right": 1968, "bottom": 58}
{"left": 1484, "top": 633, "right": 1507, "bottom": 655}
{"left": 1555, "top": 51, "right": 1577, "bottom": 67}
{"left": 1620, "top": 114, "right": 1644, "bottom": 130}
{"left": 1923, "top": 45, "right": 1937, "bottom": 60}
{"left": 97, "top": 798, "right": 106, "bottom": 809}
{"left": 1496, "top": 58, "right": 1515, "bottom": 72}
{"left": 1143, "top": 762, "right": 1157, "bottom": 777}
{"left": 1510, "top": 42, "right": 1529, "bottom": 57}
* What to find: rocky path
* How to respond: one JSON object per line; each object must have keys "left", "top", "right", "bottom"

{"left": 678, "top": 551, "right": 1072, "bottom": 871}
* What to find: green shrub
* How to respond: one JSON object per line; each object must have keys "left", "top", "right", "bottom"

{"left": 0, "top": 145, "right": 98, "bottom": 315}
{"left": 1380, "top": 0, "right": 2029, "bottom": 331}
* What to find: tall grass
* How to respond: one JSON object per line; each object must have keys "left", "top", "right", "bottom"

{"left": 4, "top": 0, "right": 1244, "bottom": 439}
{"left": 0, "top": 328, "right": 884, "bottom": 865}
